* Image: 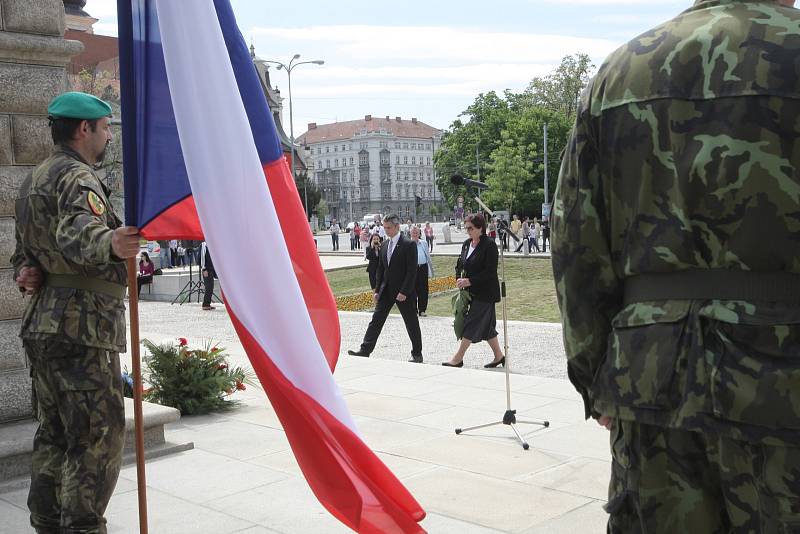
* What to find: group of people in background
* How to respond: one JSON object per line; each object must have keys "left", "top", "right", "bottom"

{"left": 488, "top": 214, "right": 549, "bottom": 253}
{"left": 362, "top": 216, "right": 434, "bottom": 317}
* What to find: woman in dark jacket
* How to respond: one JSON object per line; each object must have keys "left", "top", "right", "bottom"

{"left": 365, "top": 233, "right": 382, "bottom": 290}
{"left": 442, "top": 213, "right": 505, "bottom": 368}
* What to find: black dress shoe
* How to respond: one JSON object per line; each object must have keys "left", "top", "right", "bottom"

{"left": 484, "top": 357, "right": 505, "bottom": 368}
{"left": 408, "top": 356, "right": 423, "bottom": 363}
{"left": 347, "top": 349, "right": 370, "bottom": 357}
{"left": 441, "top": 361, "right": 463, "bottom": 368}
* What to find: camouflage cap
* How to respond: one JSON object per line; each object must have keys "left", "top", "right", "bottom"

{"left": 47, "top": 92, "right": 112, "bottom": 120}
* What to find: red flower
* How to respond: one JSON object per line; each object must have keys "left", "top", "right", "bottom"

{"left": 235, "top": 380, "right": 246, "bottom": 391}
{"left": 218, "top": 363, "right": 228, "bottom": 370}
{"left": 178, "top": 337, "right": 188, "bottom": 346}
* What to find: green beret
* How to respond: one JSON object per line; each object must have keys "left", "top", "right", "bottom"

{"left": 47, "top": 92, "right": 112, "bottom": 120}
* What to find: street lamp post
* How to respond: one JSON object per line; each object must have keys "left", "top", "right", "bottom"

{"left": 265, "top": 54, "right": 324, "bottom": 221}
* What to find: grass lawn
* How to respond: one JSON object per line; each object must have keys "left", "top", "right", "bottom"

{"left": 325, "top": 255, "right": 561, "bottom": 323}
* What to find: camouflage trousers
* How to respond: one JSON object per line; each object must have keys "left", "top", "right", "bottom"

{"left": 606, "top": 420, "right": 800, "bottom": 533}
{"left": 25, "top": 339, "right": 126, "bottom": 534}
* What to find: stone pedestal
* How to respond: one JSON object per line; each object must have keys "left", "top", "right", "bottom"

{"left": 0, "top": 0, "right": 83, "bottom": 423}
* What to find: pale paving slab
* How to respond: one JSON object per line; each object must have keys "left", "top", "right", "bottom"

{"left": 517, "top": 398, "right": 586, "bottom": 425}
{"left": 418, "top": 512, "right": 508, "bottom": 533}
{"left": 526, "top": 422, "right": 612, "bottom": 462}
{"left": 404, "top": 467, "right": 592, "bottom": 533}
{"left": 231, "top": 527, "right": 282, "bottom": 534}
{"left": 249, "top": 449, "right": 438, "bottom": 481}
{"left": 352, "top": 414, "right": 449, "bottom": 450}
{"left": 207, "top": 478, "right": 352, "bottom": 534}
{"left": 344, "top": 390, "right": 452, "bottom": 421}
{"left": 387, "top": 433, "right": 570, "bottom": 481}
{"left": 165, "top": 419, "right": 290, "bottom": 461}
{"left": 515, "top": 378, "right": 579, "bottom": 400}
{"left": 520, "top": 501, "right": 608, "bottom": 534}
{"left": 521, "top": 457, "right": 610, "bottom": 501}
{"left": 416, "top": 384, "right": 553, "bottom": 412}
{"left": 336, "top": 373, "right": 454, "bottom": 398}
{"left": 0, "top": 498, "right": 30, "bottom": 534}
{"left": 425, "top": 366, "right": 547, "bottom": 392}
{"left": 105, "top": 487, "right": 256, "bottom": 534}
{"left": 402, "top": 404, "right": 517, "bottom": 431}
{"left": 117, "top": 449, "right": 289, "bottom": 504}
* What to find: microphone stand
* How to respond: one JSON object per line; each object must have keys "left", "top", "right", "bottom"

{"left": 454, "top": 195, "right": 549, "bottom": 450}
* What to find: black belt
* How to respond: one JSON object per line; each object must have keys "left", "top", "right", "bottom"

{"left": 45, "top": 273, "right": 127, "bottom": 299}
{"left": 623, "top": 270, "right": 800, "bottom": 306}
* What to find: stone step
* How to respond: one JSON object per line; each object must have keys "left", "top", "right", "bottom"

{"left": 0, "top": 398, "right": 192, "bottom": 482}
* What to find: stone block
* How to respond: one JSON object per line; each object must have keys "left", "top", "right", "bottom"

{"left": 0, "top": 319, "right": 24, "bottom": 373}
{"left": 0, "top": 165, "right": 29, "bottom": 217}
{"left": 1, "top": 0, "right": 65, "bottom": 36}
{"left": 0, "top": 367, "right": 32, "bottom": 422}
{"left": 0, "top": 217, "right": 12, "bottom": 267}
{"left": 0, "top": 62, "right": 65, "bottom": 115}
{"left": 11, "top": 115, "right": 51, "bottom": 165}
{"left": 0, "top": 267, "right": 25, "bottom": 320}
{"left": 0, "top": 115, "right": 10, "bottom": 165}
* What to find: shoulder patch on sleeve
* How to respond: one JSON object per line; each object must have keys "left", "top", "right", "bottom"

{"left": 87, "top": 190, "right": 106, "bottom": 216}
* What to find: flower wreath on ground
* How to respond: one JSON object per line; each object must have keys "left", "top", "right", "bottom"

{"left": 124, "top": 337, "right": 259, "bottom": 415}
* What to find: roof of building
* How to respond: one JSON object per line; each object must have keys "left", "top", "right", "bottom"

{"left": 65, "top": 30, "right": 119, "bottom": 75}
{"left": 297, "top": 116, "right": 441, "bottom": 145}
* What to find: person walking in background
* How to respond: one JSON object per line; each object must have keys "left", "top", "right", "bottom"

{"left": 515, "top": 217, "right": 531, "bottom": 253}
{"left": 330, "top": 219, "right": 341, "bottom": 251}
{"left": 424, "top": 222, "right": 435, "bottom": 251}
{"left": 158, "top": 239, "right": 172, "bottom": 269}
{"left": 541, "top": 222, "right": 550, "bottom": 252}
{"left": 411, "top": 226, "right": 434, "bottom": 317}
{"left": 510, "top": 214, "right": 522, "bottom": 242}
{"left": 353, "top": 222, "right": 362, "bottom": 250}
{"left": 11, "top": 91, "right": 140, "bottom": 533}
{"left": 442, "top": 213, "right": 505, "bottom": 368}
{"left": 348, "top": 214, "right": 423, "bottom": 363}
{"left": 360, "top": 223, "right": 370, "bottom": 249}
{"left": 488, "top": 218, "right": 498, "bottom": 245}
{"left": 200, "top": 241, "right": 216, "bottom": 311}
{"left": 553, "top": 1, "right": 800, "bottom": 531}
{"left": 169, "top": 238, "right": 178, "bottom": 267}
{"left": 531, "top": 218, "right": 541, "bottom": 253}
{"left": 365, "top": 233, "right": 382, "bottom": 290}
{"left": 137, "top": 251, "right": 155, "bottom": 295}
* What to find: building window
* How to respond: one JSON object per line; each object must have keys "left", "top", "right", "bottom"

{"left": 411, "top": 156, "right": 416, "bottom": 165}
{"left": 334, "top": 145, "right": 338, "bottom": 152}
{"left": 335, "top": 159, "right": 339, "bottom": 167}
{"left": 395, "top": 142, "right": 400, "bottom": 148}
{"left": 316, "top": 147, "right": 321, "bottom": 155}
{"left": 360, "top": 142, "right": 368, "bottom": 149}
{"left": 317, "top": 161, "right": 322, "bottom": 169}
{"left": 326, "top": 146, "right": 329, "bottom": 153}
{"left": 326, "top": 160, "right": 330, "bottom": 168}
{"left": 404, "top": 156, "right": 408, "bottom": 164}
{"left": 427, "top": 157, "right": 431, "bottom": 165}
{"left": 396, "top": 155, "right": 400, "bottom": 164}
{"left": 359, "top": 154, "right": 368, "bottom": 165}
{"left": 342, "top": 144, "right": 346, "bottom": 151}
{"left": 350, "top": 157, "right": 354, "bottom": 165}
{"left": 403, "top": 143, "right": 408, "bottom": 149}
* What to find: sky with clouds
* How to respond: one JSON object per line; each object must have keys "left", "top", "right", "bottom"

{"left": 86, "top": 0, "right": 689, "bottom": 135}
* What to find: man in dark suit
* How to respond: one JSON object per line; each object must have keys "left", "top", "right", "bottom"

{"left": 348, "top": 214, "right": 423, "bottom": 362}
{"left": 200, "top": 241, "right": 216, "bottom": 310}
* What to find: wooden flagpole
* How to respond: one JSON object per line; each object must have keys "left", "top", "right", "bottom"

{"left": 126, "top": 257, "right": 149, "bottom": 534}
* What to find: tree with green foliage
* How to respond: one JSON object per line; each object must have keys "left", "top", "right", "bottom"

{"left": 523, "top": 53, "right": 594, "bottom": 122}
{"left": 434, "top": 54, "right": 592, "bottom": 216}
{"left": 315, "top": 198, "right": 329, "bottom": 222}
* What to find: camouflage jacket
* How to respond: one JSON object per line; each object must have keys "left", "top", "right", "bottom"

{"left": 552, "top": 0, "right": 800, "bottom": 444}
{"left": 11, "top": 145, "right": 128, "bottom": 352}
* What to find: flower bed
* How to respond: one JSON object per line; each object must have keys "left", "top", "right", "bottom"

{"left": 336, "top": 275, "right": 457, "bottom": 311}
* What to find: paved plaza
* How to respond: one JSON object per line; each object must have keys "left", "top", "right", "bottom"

{"left": 0, "top": 252, "right": 608, "bottom": 534}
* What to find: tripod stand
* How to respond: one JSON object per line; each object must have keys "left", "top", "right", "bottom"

{"left": 170, "top": 260, "right": 205, "bottom": 305}
{"left": 454, "top": 198, "right": 549, "bottom": 450}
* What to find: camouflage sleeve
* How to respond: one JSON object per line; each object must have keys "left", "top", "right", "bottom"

{"left": 10, "top": 173, "right": 39, "bottom": 285}
{"left": 55, "top": 169, "right": 117, "bottom": 266}
{"left": 551, "top": 93, "right": 623, "bottom": 420}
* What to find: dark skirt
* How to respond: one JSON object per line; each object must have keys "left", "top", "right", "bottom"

{"left": 462, "top": 298, "right": 498, "bottom": 343}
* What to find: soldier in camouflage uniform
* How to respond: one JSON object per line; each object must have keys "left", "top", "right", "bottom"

{"left": 11, "top": 92, "right": 141, "bottom": 534}
{"left": 552, "top": 1, "right": 800, "bottom": 532}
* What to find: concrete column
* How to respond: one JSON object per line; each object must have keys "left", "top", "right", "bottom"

{"left": 0, "top": 0, "right": 82, "bottom": 422}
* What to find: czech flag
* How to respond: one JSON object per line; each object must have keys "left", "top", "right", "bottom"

{"left": 117, "top": 1, "right": 426, "bottom": 532}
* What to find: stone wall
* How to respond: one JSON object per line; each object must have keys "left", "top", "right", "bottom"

{"left": 0, "top": 0, "right": 82, "bottom": 422}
